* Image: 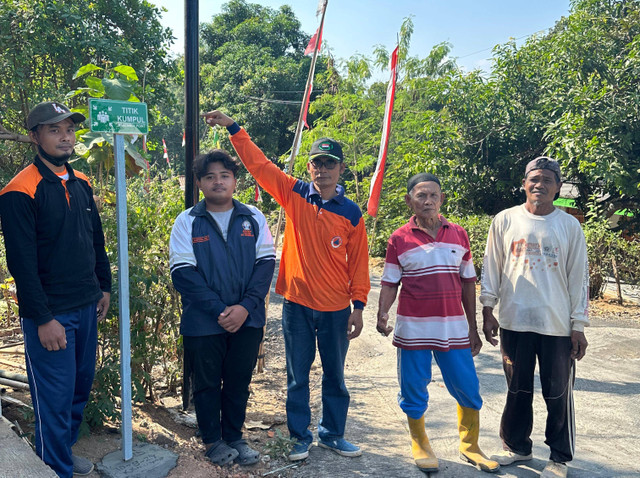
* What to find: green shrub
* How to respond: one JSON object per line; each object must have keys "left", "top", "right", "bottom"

{"left": 583, "top": 219, "right": 640, "bottom": 299}
{"left": 84, "top": 174, "right": 184, "bottom": 430}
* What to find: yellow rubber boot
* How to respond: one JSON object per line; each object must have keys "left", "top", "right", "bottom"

{"left": 457, "top": 405, "right": 500, "bottom": 473}
{"left": 407, "top": 415, "right": 439, "bottom": 472}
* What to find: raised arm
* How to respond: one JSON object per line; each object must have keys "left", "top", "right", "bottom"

{"left": 202, "top": 110, "right": 297, "bottom": 207}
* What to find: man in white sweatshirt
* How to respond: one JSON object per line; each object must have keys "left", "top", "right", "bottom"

{"left": 480, "top": 157, "right": 589, "bottom": 478}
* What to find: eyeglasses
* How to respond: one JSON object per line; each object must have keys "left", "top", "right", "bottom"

{"left": 310, "top": 158, "right": 340, "bottom": 170}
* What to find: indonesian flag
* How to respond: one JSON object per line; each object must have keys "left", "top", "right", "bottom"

{"left": 182, "top": 131, "right": 185, "bottom": 147}
{"left": 254, "top": 181, "right": 262, "bottom": 202}
{"left": 367, "top": 45, "right": 399, "bottom": 218}
{"left": 162, "top": 138, "right": 169, "bottom": 165}
{"left": 301, "top": 24, "right": 324, "bottom": 127}
{"left": 304, "top": 26, "right": 323, "bottom": 56}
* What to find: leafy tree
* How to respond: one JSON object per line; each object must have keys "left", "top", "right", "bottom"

{"left": 0, "top": 0, "right": 176, "bottom": 179}
{"left": 538, "top": 0, "right": 640, "bottom": 228}
{"left": 199, "top": 0, "right": 328, "bottom": 159}
{"left": 84, "top": 175, "right": 185, "bottom": 429}
{"left": 307, "top": 55, "right": 382, "bottom": 203}
{"left": 480, "top": 0, "right": 640, "bottom": 228}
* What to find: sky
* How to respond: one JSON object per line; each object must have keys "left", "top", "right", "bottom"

{"left": 151, "top": 0, "right": 572, "bottom": 78}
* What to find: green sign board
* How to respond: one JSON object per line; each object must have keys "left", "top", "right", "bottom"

{"left": 89, "top": 99, "right": 148, "bottom": 134}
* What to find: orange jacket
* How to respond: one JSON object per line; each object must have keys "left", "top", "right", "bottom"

{"left": 229, "top": 126, "right": 370, "bottom": 311}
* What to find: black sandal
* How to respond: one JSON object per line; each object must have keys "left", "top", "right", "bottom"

{"left": 205, "top": 440, "right": 239, "bottom": 466}
{"left": 229, "top": 439, "right": 260, "bottom": 465}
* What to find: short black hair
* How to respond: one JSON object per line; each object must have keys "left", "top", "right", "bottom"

{"left": 193, "top": 149, "right": 240, "bottom": 179}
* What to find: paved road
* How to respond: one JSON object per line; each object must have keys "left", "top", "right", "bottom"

{"left": 285, "top": 278, "right": 640, "bottom": 477}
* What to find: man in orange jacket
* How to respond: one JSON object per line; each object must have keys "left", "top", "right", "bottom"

{"left": 203, "top": 110, "right": 370, "bottom": 462}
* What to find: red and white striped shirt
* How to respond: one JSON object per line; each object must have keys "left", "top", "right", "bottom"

{"left": 381, "top": 216, "right": 476, "bottom": 351}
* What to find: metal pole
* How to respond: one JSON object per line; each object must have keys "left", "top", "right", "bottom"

{"left": 0, "top": 377, "right": 29, "bottom": 390}
{"left": 184, "top": 0, "right": 200, "bottom": 208}
{"left": 0, "top": 369, "right": 28, "bottom": 384}
{"left": 114, "top": 134, "right": 133, "bottom": 461}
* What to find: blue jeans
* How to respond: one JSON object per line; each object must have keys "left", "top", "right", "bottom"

{"left": 282, "top": 299, "right": 351, "bottom": 445}
{"left": 22, "top": 303, "right": 98, "bottom": 478}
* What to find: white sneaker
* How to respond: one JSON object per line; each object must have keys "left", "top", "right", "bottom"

{"left": 541, "top": 460, "right": 568, "bottom": 478}
{"left": 489, "top": 449, "right": 533, "bottom": 466}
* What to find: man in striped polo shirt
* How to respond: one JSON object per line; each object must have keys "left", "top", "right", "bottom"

{"left": 376, "top": 173, "right": 498, "bottom": 474}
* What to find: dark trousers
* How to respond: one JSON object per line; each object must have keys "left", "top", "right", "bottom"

{"left": 183, "top": 327, "right": 263, "bottom": 444}
{"left": 22, "top": 303, "right": 98, "bottom": 478}
{"left": 500, "top": 329, "right": 576, "bottom": 463}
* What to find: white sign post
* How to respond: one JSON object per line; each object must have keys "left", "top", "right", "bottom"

{"left": 89, "top": 99, "right": 149, "bottom": 461}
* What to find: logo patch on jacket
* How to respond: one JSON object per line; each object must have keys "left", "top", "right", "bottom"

{"left": 331, "top": 236, "right": 343, "bottom": 248}
{"left": 192, "top": 235, "right": 210, "bottom": 243}
{"left": 241, "top": 220, "right": 254, "bottom": 237}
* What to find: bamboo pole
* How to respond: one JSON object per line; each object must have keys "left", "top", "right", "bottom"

{"left": 0, "top": 341, "right": 23, "bottom": 350}
{"left": 368, "top": 215, "right": 379, "bottom": 255}
{"left": 611, "top": 257, "right": 623, "bottom": 305}
{"left": 256, "top": 0, "right": 328, "bottom": 373}
{"left": 0, "top": 359, "right": 25, "bottom": 371}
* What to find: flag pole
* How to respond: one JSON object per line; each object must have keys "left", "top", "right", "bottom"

{"left": 368, "top": 215, "right": 379, "bottom": 255}
{"left": 257, "top": 0, "right": 328, "bottom": 373}
{"left": 272, "top": 0, "right": 327, "bottom": 249}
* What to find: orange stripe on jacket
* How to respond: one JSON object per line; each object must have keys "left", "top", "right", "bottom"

{"left": 0, "top": 164, "right": 42, "bottom": 199}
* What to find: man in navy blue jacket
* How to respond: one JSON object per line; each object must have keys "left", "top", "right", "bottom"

{"left": 169, "top": 150, "right": 275, "bottom": 467}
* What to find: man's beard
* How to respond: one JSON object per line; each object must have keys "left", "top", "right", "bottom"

{"left": 38, "top": 145, "right": 72, "bottom": 167}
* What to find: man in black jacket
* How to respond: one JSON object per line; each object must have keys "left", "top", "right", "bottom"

{"left": 0, "top": 101, "right": 111, "bottom": 478}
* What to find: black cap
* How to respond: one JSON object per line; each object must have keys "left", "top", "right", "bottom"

{"left": 309, "top": 137, "right": 344, "bottom": 162}
{"left": 26, "top": 101, "right": 85, "bottom": 131}
{"left": 407, "top": 173, "right": 441, "bottom": 193}
{"left": 525, "top": 156, "right": 562, "bottom": 182}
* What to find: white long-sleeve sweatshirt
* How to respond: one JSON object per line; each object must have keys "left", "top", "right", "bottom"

{"left": 480, "top": 205, "right": 589, "bottom": 336}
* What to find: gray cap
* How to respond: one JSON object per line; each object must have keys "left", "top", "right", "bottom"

{"left": 525, "top": 156, "right": 562, "bottom": 181}
{"left": 26, "top": 101, "right": 85, "bottom": 131}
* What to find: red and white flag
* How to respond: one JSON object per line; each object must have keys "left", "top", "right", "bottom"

{"left": 367, "top": 45, "right": 399, "bottom": 218}
{"left": 254, "top": 182, "right": 262, "bottom": 202}
{"left": 182, "top": 131, "right": 185, "bottom": 147}
{"left": 304, "top": 26, "right": 323, "bottom": 56}
{"left": 162, "top": 138, "right": 170, "bottom": 166}
{"left": 301, "top": 23, "right": 324, "bottom": 127}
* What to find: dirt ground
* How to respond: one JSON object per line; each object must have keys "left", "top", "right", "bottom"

{"left": 1, "top": 275, "right": 639, "bottom": 478}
